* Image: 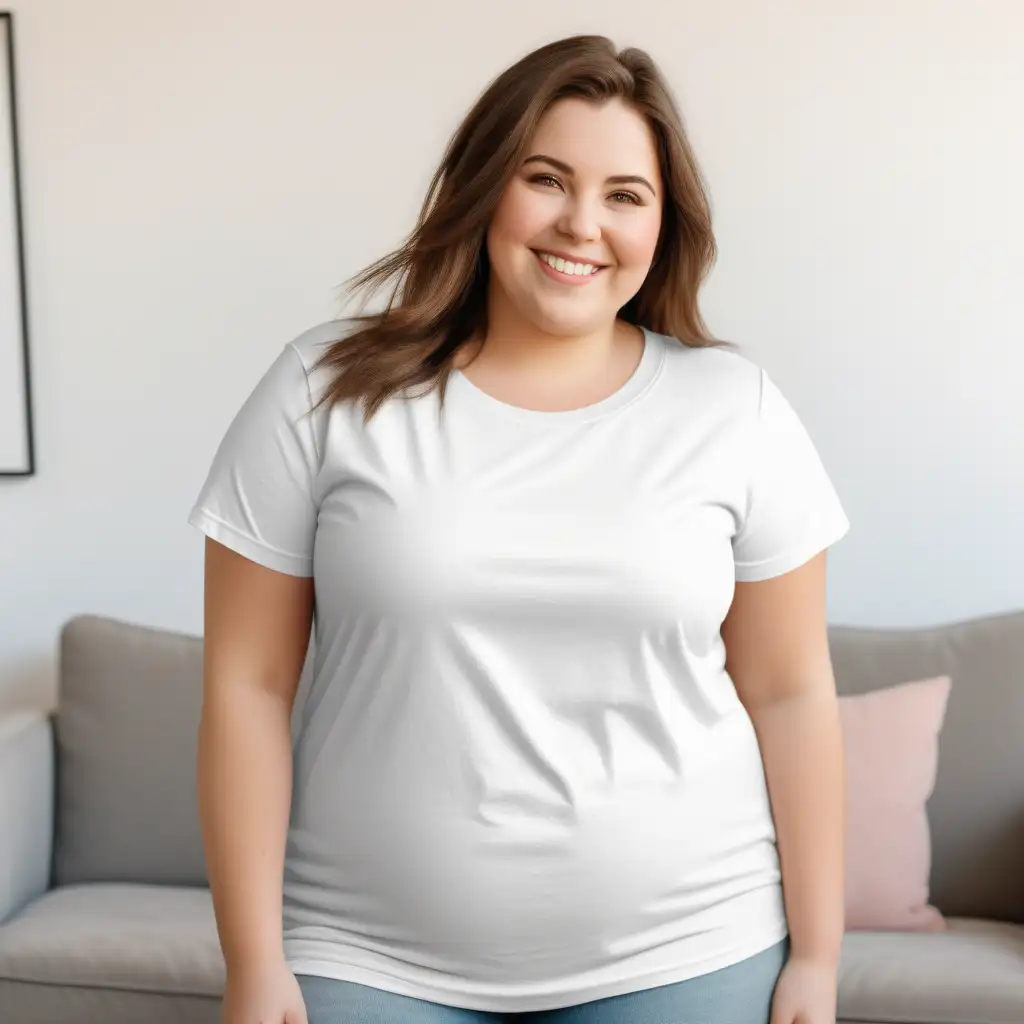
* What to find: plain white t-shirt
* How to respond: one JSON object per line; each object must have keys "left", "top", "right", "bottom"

{"left": 188, "top": 320, "right": 850, "bottom": 1012}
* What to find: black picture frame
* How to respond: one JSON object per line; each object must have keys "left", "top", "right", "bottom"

{"left": 1, "top": 11, "right": 34, "bottom": 477}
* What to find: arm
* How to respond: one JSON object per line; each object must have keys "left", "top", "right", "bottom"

{"left": 197, "top": 537, "right": 314, "bottom": 974}
{"left": 721, "top": 551, "right": 845, "bottom": 970}
{"left": 0, "top": 711, "right": 54, "bottom": 924}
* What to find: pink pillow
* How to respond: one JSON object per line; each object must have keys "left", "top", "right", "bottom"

{"left": 839, "top": 676, "right": 951, "bottom": 932}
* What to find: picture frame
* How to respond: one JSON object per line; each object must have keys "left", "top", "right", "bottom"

{"left": 0, "top": 11, "right": 33, "bottom": 477}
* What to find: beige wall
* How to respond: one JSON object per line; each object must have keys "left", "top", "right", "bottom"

{"left": 2, "top": 0, "right": 1022, "bottom": 711}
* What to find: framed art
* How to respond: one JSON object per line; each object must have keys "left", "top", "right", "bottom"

{"left": 0, "top": 11, "right": 33, "bottom": 476}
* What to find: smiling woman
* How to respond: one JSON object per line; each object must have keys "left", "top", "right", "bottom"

{"left": 190, "top": 32, "right": 849, "bottom": 1024}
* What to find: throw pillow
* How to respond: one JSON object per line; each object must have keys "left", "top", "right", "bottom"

{"left": 839, "top": 675, "right": 951, "bottom": 932}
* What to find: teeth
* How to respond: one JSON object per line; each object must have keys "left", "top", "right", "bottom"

{"left": 540, "top": 252, "right": 599, "bottom": 277}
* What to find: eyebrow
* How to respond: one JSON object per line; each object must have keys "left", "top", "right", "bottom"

{"left": 523, "top": 154, "right": 657, "bottom": 198}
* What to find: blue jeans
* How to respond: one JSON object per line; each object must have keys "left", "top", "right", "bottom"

{"left": 297, "top": 939, "right": 788, "bottom": 1024}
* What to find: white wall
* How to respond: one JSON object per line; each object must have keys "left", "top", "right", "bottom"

{"left": 2, "top": 0, "right": 1022, "bottom": 711}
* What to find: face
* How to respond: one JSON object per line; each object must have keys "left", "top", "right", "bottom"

{"left": 486, "top": 97, "right": 663, "bottom": 338}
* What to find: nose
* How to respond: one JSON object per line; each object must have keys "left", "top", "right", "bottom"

{"left": 556, "top": 193, "right": 601, "bottom": 243}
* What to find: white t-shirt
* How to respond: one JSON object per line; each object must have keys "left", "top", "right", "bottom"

{"left": 189, "top": 320, "right": 849, "bottom": 1012}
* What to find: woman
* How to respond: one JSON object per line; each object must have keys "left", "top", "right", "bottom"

{"left": 192, "top": 34, "right": 848, "bottom": 1024}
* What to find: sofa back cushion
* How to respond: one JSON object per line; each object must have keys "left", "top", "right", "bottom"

{"left": 829, "top": 610, "right": 1024, "bottom": 925}
{"left": 54, "top": 616, "right": 208, "bottom": 887}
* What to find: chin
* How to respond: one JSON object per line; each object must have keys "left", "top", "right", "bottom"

{"left": 525, "top": 300, "right": 610, "bottom": 338}
{"left": 532, "top": 314, "right": 599, "bottom": 338}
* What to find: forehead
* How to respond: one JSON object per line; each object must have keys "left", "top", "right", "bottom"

{"left": 527, "top": 97, "right": 660, "bottom": 178}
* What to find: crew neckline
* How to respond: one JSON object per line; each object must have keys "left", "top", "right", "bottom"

{"left": 450, "top": 327, "right": 665, "bottom": 425}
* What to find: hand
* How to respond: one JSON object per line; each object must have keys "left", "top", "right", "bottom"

{"left": 221, "top": 959, "right": 308, "bottom": 1024}
{"left": 770, "top": 955, "right": 838, "bottom": 1024}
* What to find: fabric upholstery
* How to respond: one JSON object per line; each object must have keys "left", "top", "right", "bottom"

{"left": 0, "top": 883, "right": 223, "bottom": 1002}
{"left": 0, "top": 711, "right": 54, "bottom": 924}
{"left": 839, "top": 677, "right": 950, "bottom": 932}
{"left": 54, "top": 615, "right": 208, "bottom": 886}
{"left": 837, "top": 918, "right": 1024, "bottom": 1024}
{"left": 829, "top": 610, "right": 1024, "bottom": 924}
{"left": 0, "top": 980, "right": 219, "bottom": 1024}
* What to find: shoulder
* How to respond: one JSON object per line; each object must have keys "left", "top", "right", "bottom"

{"left": 648, "top": 329, "right": 765, "bottom": 418}
{"left": 282, "top": 318, "right": 356, "bottom": 388}
{"left": 250, "top": 319, "right": 365, "bottom": 422}
{"left": 285, "top": 318, "right": 354, "bottom": 366}
{"left": 224, "top": 320, "right": 356, "bottom": 446}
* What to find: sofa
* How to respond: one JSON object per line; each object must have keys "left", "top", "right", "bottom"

{"left": 0, "top": 611, "right": 1021, "bottom": 1024}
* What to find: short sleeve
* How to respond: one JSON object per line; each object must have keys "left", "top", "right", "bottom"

{"left": 732, "top": 369, "right": 850, "bottom": 582}
{"left": 188, "top": 343, "right": 320, "bottom": 577}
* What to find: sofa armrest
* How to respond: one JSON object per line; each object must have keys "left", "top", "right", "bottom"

{"left": 0, "top": 710, "right": 54, "bottom": 924}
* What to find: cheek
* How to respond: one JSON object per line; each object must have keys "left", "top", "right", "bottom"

{"left": 614, "top": 212, "right": 662, "bottom": 269}
{"left": 489, "top": 186, "right": 547, "bottom": 250}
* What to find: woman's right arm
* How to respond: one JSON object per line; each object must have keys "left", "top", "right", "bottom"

{"left": 197, "top": 537, "right": 314, "bottom": 980}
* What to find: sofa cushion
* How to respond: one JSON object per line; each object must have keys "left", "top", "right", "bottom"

{"left": 0, "top": 977, "right": 219, "bottom": 1024}
{"left": 829, "top": 610, "right": 1024, "bottom": 923}
{"left": 838, "top": 918, "right": 1024, "bottom": 1024}
{"left": 0, "top": 881, "right": 222, "bottom": 1023}
{"left": 54, "top": 615, "right": 207, "bottom": 886}
{"left": 0, "top": 882, "right": 223, "bottom": 994}
{"left": 0, "top": 882, "right": 222, "bottom": 1023}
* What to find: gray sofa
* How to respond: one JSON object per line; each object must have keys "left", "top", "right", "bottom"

{"left": 1, "top": 611, "right": 1022, "bottom": 1024}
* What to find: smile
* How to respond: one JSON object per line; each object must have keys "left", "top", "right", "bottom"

{"left": 533, "top": 250, "right": 606, "bottom": 283}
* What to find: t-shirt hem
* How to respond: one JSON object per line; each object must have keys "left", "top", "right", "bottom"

{"left": 285, "top": 923, "right": 790, "bottom": 1014}
{"left": 188, "top": 506, "right": 313, "bottom": 577}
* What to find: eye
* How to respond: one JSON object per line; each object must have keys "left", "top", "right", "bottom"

{"left": 610, "top": 190, "right": 641, "bottom": 205}
{"left": 529, "top": 173, "right": 563, "bottom": 190}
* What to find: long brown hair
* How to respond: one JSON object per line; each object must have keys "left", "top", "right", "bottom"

{"left": 314, "top": 34, "right": 722, "bottom": 421}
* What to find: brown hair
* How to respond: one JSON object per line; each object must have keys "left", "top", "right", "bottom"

{"left": 314, "top": 34, "right": 723, "bottom": 421}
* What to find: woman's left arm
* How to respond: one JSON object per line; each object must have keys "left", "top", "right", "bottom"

{"left": 721, "top": 550, "right": 844, "bottom": 1023}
